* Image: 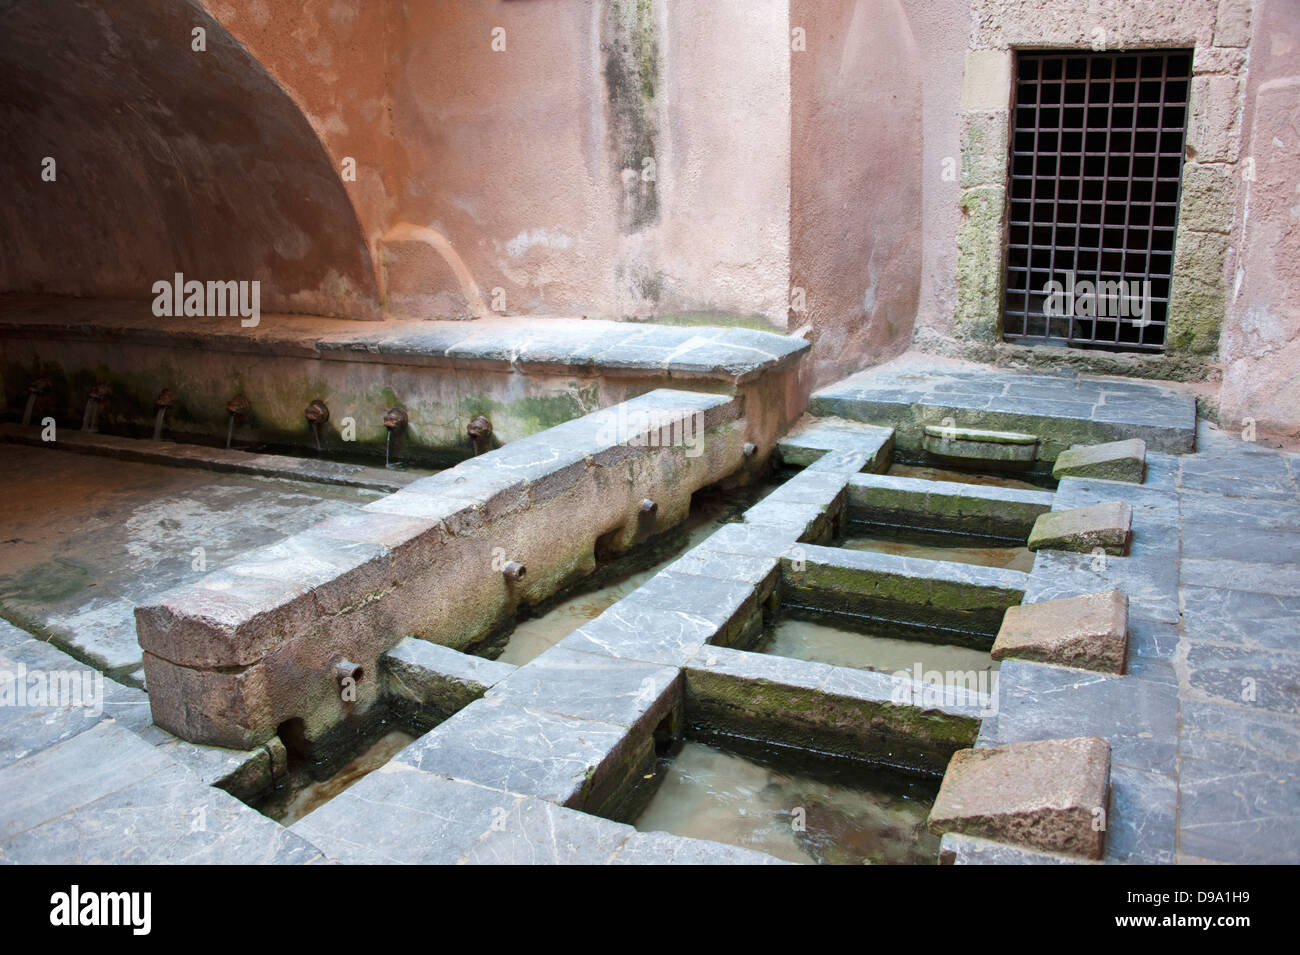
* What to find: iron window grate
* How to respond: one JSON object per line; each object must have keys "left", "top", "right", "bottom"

{"left": 1002, "top": 49, "right": 1193, "bottom": 352}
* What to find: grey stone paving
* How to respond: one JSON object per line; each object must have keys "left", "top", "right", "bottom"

{"left": 0, "top": 620, "right": 322, "bottom": 863}
{"left": 0, "top": 444, "right": 380, "bottom": 679}
{"left": 2, "top": 362, "right": 1296, "bottom": 865}
{"left": 988, "top": 420, "right": 1300, "bottom": 864}
{"left": 812, "top": 362, "right": 1197, "bottom": 454}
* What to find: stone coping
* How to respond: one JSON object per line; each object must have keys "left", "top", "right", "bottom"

{"left": 782, "top": 543, "right": 1031, "bottom": 606}
{"left": 846, "top": 471, "right": 1054, "bottom": 535}
{"left": 812, "top": 364, "right": 1196, "bottom": 455}
{"left": 776, "top": 419, "right": 895, "bottom": 471}
{"left": 0, "top": 294, "right": 809, "bottom": 385}
{"left": 0, "top": 423, "right": 418, "bottom": 492}
{"left": 137, "top": 389, "right": 739, "bottom": 672}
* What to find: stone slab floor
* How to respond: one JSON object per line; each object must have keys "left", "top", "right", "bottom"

{"left": 0, "top": 415, "right": 1298, "bottom": 864}
{"left": 0, "top": 444, "right": 382, "bottom": 682}
{"left": 968, "top": 419, "right": 1300, "bottom": 864}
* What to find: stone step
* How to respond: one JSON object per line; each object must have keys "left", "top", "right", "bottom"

{"left": 776, "top": 418, "right": 894, "bottom": 472}
{"left": 847, "top": 472, "right": 1054, "bottom": 538}
{"left": 928, "top": 736, "right": 1112, "bottom": 860}
{"left": 811, "top": 364, "right": 1197, "bottom": 458}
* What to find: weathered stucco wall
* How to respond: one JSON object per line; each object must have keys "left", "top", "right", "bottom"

{"left": 909, "top": 0, "right": 970, "bottom": 346}
{"left": 0, "top": 0, "right": 380, "bottom": 319}
{"left": 790, "top": 0, "right": 924, "bottom": 386}
{"left": 1219, "top": 0, "right": 1300, "bottom": 441}
{"left": 5, "top": 0, "right": 791, "bottom": 327}
{"left": 216, "top": 0, "right": 791, "bottom": 325}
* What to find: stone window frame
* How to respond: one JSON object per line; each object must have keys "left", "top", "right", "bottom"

{"left": 954, "top": 0, "right": 1251, "bottom": 362}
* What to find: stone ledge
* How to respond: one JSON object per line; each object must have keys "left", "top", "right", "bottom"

{"left": 1053, "top": 438, "right": 1147, "bottom": 483}
{"left": 776, "top": 419, "right": 894, "bottom": 470}
{"left": 1028, "top": 501, "right": 1134, "bottom": 555}
{"left": 393, "top": 697, "right": 648, "bottom": 816}
{"left": 483, "top": 644, "right": 681, "bottom": 737}
{"left": 780, "top": 544, "right": 1029, "bottom": 640}
{"left": 922, "top": 425, "right": 1038, "bottom": 466}
{"left": 992, "top": 590, "right": 1129, "bottom": 674}
{"left": 383, "top": 637, "right": 515, "bottom": 723}
{"left": 0, "top": 295, "right": 810, "bottom": 385}
{"left": 0, "top": 424, "right": 417, "bottom": 492}
{"left": 811, "top": 363, "right": 1197, "bottom": 456}
{"left": 928, "top": 736, "right": 1112, "bottom": 859}
{"left": 684, "top": 644, "right": 980, "bottom": 773}
{"left": 847, "top": 472, "right": 1053, "bottom": 537}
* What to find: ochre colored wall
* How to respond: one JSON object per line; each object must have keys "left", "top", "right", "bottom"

{"left": 1219, "top": 0, "right": 1300, "bottom": 442}
{"left": 791, "top": 0, "right": 925, "bottom": 386}
{"left": 214, "top": 0, "right": 791, "bottom": 324}
{"left": 0, "top": 0, "right": 380, "bottom": 319}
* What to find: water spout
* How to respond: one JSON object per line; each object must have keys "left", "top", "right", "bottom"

{"left": 81, "top": 383, "right": 111, "bottom": 432}
{"left": 305, "top": 400, "right": 330, "bottom": 453}
{"left": 152, "top": 389, "right": 175, "bottom": 441}
{"left": 225, "top": 394, "right": 250, "bottom": 450}
{"left": 383, "top": 406, "right": 408, "bottom": 468}
{"left": 467, "top": 414, "right": 494, "bottom": 457}
{"left": 22, "top": 377, "right": 50, "bottom": 427}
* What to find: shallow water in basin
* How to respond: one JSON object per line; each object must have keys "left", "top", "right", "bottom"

{"left": 635, "top": 739, "right": 941, "bottom": 865}
{"left": 756, "top": 616, "right": 998, "bottom": 683}
{"left": 499, "top": 479, "right": 783, "bottom": 666}
{"left": 499, "top": 566, "right": 661, "bottom": 665}
{"left": 266, "top": 729, "right": 417, "bottom": 825}
{"left": 841, "top": 529, "right": 1036, "bottom": 573}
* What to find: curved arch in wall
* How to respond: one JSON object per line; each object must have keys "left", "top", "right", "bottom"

{"left": 0, "top": 0, "right": 380, "bottom": 319}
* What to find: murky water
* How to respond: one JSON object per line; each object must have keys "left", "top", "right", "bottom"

{"left": 498, "top": 479, "right": 783, "bottom": 666}
{"left": 757, "top": 616, "right": 998, "bottom": 682}
{"left": 635, "top": 739, "right": 941, "bottom": 865}
{"left": 263, "top": 729, "right": 416, "bottom": 825}
{"left": 842, "top": 526, "right": 1036, "bottom": 572}
{"left": 888, "top": 462, "right": 1047, "bottom": 491}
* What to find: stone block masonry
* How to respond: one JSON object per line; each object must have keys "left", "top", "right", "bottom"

{"left": 136, "top": 389, "right": 753, "bottom": 750}
{"left": 929, "top": 736, "right": 1112, "bottom": 860}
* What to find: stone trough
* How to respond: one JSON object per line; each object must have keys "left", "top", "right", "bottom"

{"left": 135, "top": 389, "right": 777, "bottom": 753}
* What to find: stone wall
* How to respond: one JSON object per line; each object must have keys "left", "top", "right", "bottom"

{"left": 949, "top": 0, "right": 1244, "bottom": 360}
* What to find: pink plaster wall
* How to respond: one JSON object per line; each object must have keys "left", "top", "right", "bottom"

{"left": 1219, "top": 0, "right": 1300, "bottom": 442}
{"left": 790, "top": 0, "right": 926, "bottom": 386}
{"left": 906, "top": 0, "right": 970, "bottom": 340}
{"left": 221, "top": 0, "right": 791, "bottom": 324}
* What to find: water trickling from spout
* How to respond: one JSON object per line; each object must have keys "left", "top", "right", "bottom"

{"left": 152, "top": 407, "right": 167, "bottom": 441}
{"left": 385, "top": 430, "right": 391, "bottom": 468}
{"left": 22, "top": 394, "right": 36, "bottom": 427}
{"left": 81, "top": 398, "right": 99, "bottom": 432}
{"left": 225, "top": 413, "right": 236, "bottom": 450}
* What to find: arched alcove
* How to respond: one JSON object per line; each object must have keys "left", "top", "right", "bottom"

{"left": 0, "top": 0, "right": 380, "bottom": 319}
